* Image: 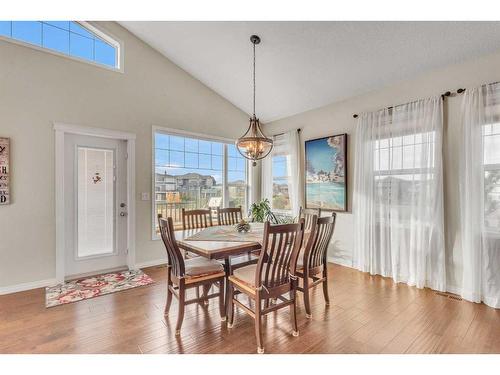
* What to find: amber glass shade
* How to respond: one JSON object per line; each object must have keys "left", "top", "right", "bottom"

{"left": 236, "top": 116, "right": 273, "bottom": 166}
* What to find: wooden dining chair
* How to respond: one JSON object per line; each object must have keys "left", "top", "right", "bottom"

{"left": 158, "top": 215, "right": 226, "bottom": 335}
{"left": 217, "top": 206, "right": 243, "bottom": 226}
{"left": 298, "top": 206, "right": 322, "bottom": 230}
{"left": 296, "top": 213, "right": 336, "bottom": 318}
{"left": 216, "top": 206, "right": 260, "bottom": 271}
{"left": 181, "top": 208, "right": 214, "bottom": 259}
{"left": 182, "top": 208, "right": 213, "bottom": 230}
{"left": 227, "top": 219, "right": 305, "bottom": 354}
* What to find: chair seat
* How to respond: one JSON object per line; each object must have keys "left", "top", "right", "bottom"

{"left": 232, "top": 264, "right": 258, "bottom": 287}
{"left": 231, "top": 263, "right": 288, "bottom": 287}
{"left": 185, "top": 257, "right": 224, "bottom": 277}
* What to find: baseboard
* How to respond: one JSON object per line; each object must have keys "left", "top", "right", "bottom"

{"left": 134, "top": 258, "right": 168, "bottom": 270}
{"left": 0, "top": 260, "right": 167, "bottom": 295}
{"left": 0, "top": 278, "right": 58, "bottom": 295}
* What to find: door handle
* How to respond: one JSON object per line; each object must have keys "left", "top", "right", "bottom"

{"left": 120, "top": 212, "right": 128, "bottom": 217}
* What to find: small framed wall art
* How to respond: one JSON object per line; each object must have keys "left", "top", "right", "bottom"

{"left": 0, "top": 137, "right": 10, "bottom": 205}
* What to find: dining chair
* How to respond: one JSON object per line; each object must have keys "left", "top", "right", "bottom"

{"left": 181, "top": 208, "right": 214, "bottom": 260}
{"left": 217, "top": 206, "right": 260, "bottom": 271}
{"left": 182, "top": 208, "right": 213, "bottom": 230}
{"left": 217, "top": 206, "right": 243, "bottom": 226}
{"left": 158, "top": 215, "right": 226, "bottom": 335}
{"left": 227, "top": 219, "right": 305, "bottom": 354}
{"left": 298, "top": 206, "right": 322, "bottom": 230}
{"left": 296, "top": 213, "right": 336, "bottom": 318}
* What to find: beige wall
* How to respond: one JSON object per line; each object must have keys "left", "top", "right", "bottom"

{"left": 264, "top": 50, "right": 500, "bottom": 292}
{"left": 0, "top": 22, "right": 249, "bottom": 287}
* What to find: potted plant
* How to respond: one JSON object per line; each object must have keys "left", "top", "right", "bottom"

{"left": 248, "top": 199, "right": 279, "bottom": 223}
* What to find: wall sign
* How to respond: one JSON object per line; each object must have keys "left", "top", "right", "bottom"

{"left": 0, "top": 137, "right": 10, "bottom": 205}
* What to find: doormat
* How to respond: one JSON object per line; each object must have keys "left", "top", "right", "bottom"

{"left": 45, "top": 269, "right": 154, "bottom": 308}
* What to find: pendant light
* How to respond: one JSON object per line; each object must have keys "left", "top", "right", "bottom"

{"left": 236, "top": 35, "right": 273, "bottom": 167}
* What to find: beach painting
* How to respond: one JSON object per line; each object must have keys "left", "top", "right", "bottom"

{"left": 305, "top": 134, "right": 347, "bottom": 211}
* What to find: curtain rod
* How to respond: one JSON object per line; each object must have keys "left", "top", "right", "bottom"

{"left": 352, "top": 88, "right": 466, "bottom": 119}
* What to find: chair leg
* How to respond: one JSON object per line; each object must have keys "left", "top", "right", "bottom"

{"left": 322, "top": 266, "right": 330, "bottom": 306}
{"left": 202, "top": 284, "right": 210, "bottom": 306}
{"left": 164, "top": 280, "right": 173, "bottom": 316}
{"left": 290, "top": 288, "right": 299, "bottom": 337}
{"left": 227, "top": 282, "right": 235, "bottom": 328}
{"left": 255, "top": 295, "right": 264, "bottom": 354}
{"left": 175, "top": 283, "right": 186, "bottom": 336}
{"left": 165, "top": 276, "right": 173, "bottom": 316}
{"left": 218, "top": 279, "right": 226, "bottom": 322}
{"left": 303, "top": 275, "right": 312, "bottom": 318}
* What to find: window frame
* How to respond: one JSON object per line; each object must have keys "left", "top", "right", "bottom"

{"left": 0, "top": 21, "right": 123, "bottom": 72}
{"left": 151, "top": 125, "right": 249, "bottom": 240}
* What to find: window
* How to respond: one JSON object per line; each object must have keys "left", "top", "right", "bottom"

{"left": 272, "top": 155, "right": 291, "bottom": 211}
{"left": 0, "top": 21, "right": 120, "bottom": 69}
{"left": 373, "top": 130, "right": 437, "bottom": 223}
{"left": 484, "top": 122, "right": 500, "bottom": 233}
{"left": 153, "top": 129, "right": 248, "bottom": 235}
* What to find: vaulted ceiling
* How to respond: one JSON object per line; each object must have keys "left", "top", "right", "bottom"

{"left": 120, "top": 21, "right": 500, "bottom": 122}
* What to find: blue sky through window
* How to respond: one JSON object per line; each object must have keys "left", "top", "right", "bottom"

{"left": 273, "top": 155, "right": 288, "bottom": 178}
{"left": 0, "top": 21, "right": 118, "bottom": 69}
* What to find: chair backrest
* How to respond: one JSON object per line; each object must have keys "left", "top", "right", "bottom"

{"left": 303, "top": 213, "right": 336, "bottom": 271}
{"left": 255, "top": 219, "right": 305, "bottom": 293}
{"left": 299, "top": 207, "right": 322, "bottom": 230}
{"left": 181, "top": 208, "right": 213, "bottom": 230}
{"left": 158, "top": 214, "right": 185, "bottom": 278}
{"left": 217, "top": 206, "right": 243, "bottom": 226}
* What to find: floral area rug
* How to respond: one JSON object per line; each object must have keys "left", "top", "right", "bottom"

{"left": 45, "top": 269, "right": 154, "bottom": 308}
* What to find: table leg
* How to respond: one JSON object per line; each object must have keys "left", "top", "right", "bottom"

{"left": 224, "top": 257, "right": 231, "bottom": 316}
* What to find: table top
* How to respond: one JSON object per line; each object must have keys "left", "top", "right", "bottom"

{"left": 175, "top": 223, "right": 263, "bottom": 260}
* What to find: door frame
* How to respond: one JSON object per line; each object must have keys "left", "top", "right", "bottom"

{"left": 54, "top": 122, "right": 136, "bottom": 283}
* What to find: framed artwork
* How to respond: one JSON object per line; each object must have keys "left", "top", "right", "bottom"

{"left": 0, "top": 137, "right": 10, "bottom": 205}
{"left": 305, "top": 133, "right": 347, "bottom": 211}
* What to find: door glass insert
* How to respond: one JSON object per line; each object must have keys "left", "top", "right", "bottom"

{"left": 77, "top": 147, "right": 115, "bottom": 257}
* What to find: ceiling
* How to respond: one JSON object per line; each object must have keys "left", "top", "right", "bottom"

{"left": 119, "top": 21, "right": 500, "bottom": 122}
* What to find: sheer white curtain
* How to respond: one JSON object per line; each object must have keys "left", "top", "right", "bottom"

{"left": 353, "top": 97, "right": 446, "bottom": 291}
{"left": 460, "top": 82, "right": 500, "bottom": 308}
{"left": 261, "top": 129, "right": 301, "bottom": 217}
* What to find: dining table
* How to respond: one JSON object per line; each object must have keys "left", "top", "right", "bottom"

{"left": 175, "top": 222, "right": 265, "bottom": 312}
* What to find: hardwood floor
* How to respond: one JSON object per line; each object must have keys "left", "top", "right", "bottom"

{"left": 0, "top": 263, "right": 499, "bottom": 354}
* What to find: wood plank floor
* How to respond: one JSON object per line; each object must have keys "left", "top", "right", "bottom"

{"left": 1, "top": 264, "right": 499, "bottom": 354}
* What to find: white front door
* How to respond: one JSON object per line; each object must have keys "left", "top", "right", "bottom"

{"left": 64, "top": 134, "right": 128, "bottom": 279}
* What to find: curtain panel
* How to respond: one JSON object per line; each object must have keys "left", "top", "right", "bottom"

{"left": 353, "top": 97, "right": 446, "bottom": 291}
{"left": 261, "top": 129, "right": 302, "bottom": 217}
{"left": 460, "top": 82, "right": 500, "bottom": 308}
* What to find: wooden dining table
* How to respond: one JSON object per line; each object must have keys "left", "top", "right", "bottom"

{"left": 175, "top": 222, "right": 264, "bottom": 312}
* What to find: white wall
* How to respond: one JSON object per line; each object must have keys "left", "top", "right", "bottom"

{"left": 264, "top": 50, "right": 500, "bottom": 292}
{"left": 0, "top": 22, "right": 249, "bottom": 288}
